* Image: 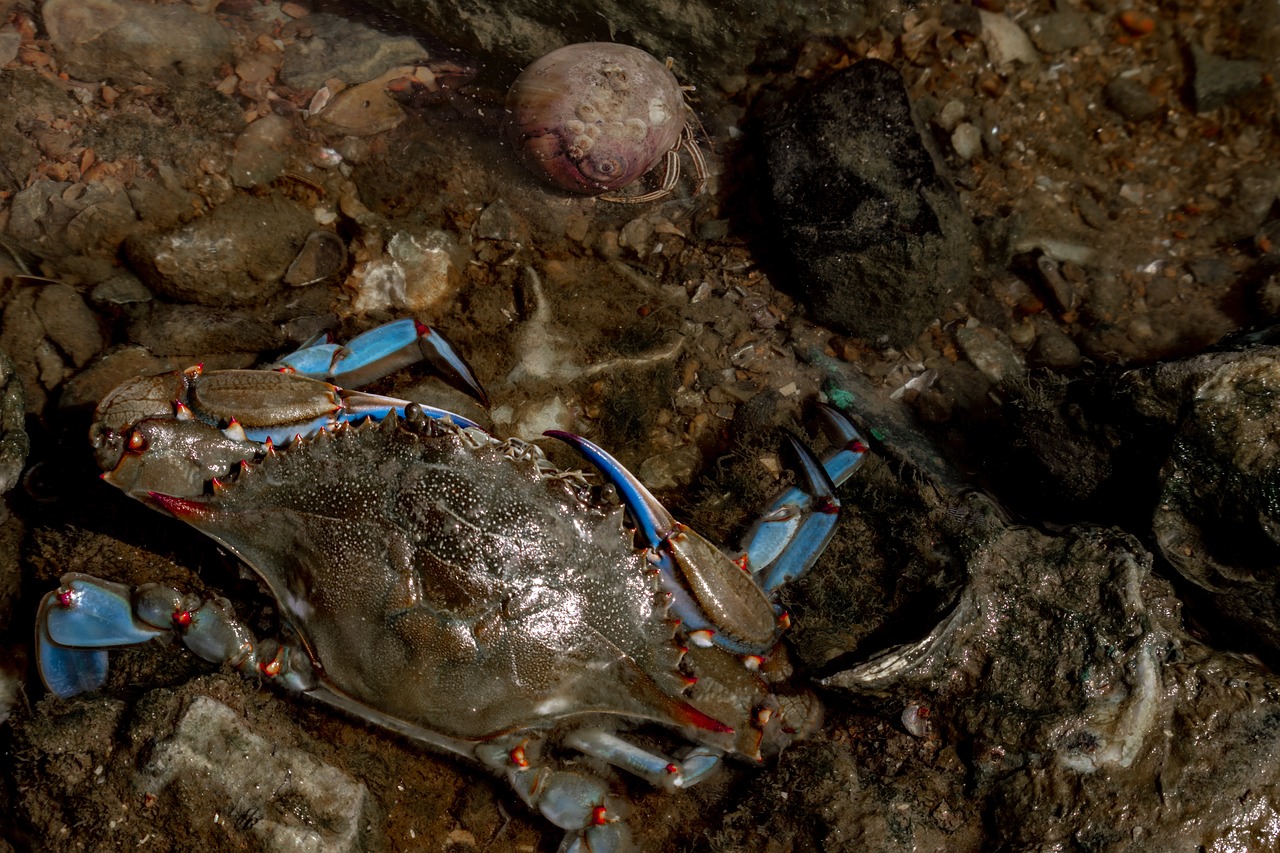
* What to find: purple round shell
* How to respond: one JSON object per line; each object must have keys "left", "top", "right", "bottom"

{"left": 504, "top": 43, "right": 689, "bottom": 195}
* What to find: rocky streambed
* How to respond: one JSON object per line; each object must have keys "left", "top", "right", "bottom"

{"left": 1, "top": 0, "right": 1279, "bottom": 850}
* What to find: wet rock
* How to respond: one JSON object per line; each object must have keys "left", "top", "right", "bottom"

{"left": 125, "top": 195, "right": 316, "bottom": 308}
{"left": 126, "top": 304, "right": 285, "bottom": 357}
{"left": 950, "top": 122, "right": 982, "bottom": 161}
{"left": 1204, "top": 163, "right": 1280, "bottom": 244}
{"left": 90, "top": 273, "right": 153, "bottom": 309}
{"left": 1104, "top": 76, "right": 1164, "bottom": 122}
{"left": 0, "top": 353, "right": 28, "bottom": 495}
{"left": 764, "top": 60, "right": 973, "bottom": 346}
{"left": 281, "top": 13, "right": 430, "bottom": 90}
{"left": 812, "top": 494, "right": 1280, "bottom": 852}
{"left": 142, "top": 696, "right": 370, "bottom": 852}
{"left": 954, "top": 324, "right": 1024, "bottom": 384}
{"left": 42, "top": 0, "right": 233, "bottom": 86}
{"left": 1190, "top": 45, "right": 1264, "bottom": 113}
{"left": 1027, "top": 317, "right": 1083, "bottom": 369}
{"left": 0, "top": 287, "right": 80, "bottom": 413}
{"left": 230, "top": 114, "right": 296, "bottom": 189}
{"left": 1151, "top": 349, "right": 1280, "bottom": 658}
{"left": 637, "top": 444, "right": 703, "bottom": 491}
{"left": 35, "top": 284, "right": 104, "bottom": 370}
{"left": 474, "top": 199, "right": 527, "bottom": 244}
{"left": 6, "top": 178, "right": 137, "bottom": 258}
{"left": 1188, "top": 257, "right": 1232, "bottom": 287}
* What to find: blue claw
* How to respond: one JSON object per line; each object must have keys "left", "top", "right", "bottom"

{"left": 270, "top": 332, "right": 340, "bottom": 378}
{"left": 44, "top": 576, "right": 166, "bottom": 648}
{"left": 37, "top": 624, "right": 108, "bottom": 698}
{"left": 36, "top": 576, "right": 166, "bottom": 699}
{"left": 757, "top": 434, "right": 841, "bottom": 594}
{"left": 814, "top": 404, "right": 869, "bottom": 486}
{"left": 741, "top": 405, "right": 867, "bottom": 594}
{"left": 543, "top": 430, "right": 674, "bottom": 548}
{"left": 274, "top": 318, "right": 489, "bottom": 404}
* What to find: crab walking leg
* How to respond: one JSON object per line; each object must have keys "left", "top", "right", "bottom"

{"left": 272, "top": 318, "right": 489, "bottom": 404}
{"left": 564, "top": 728, "right": 722, "bottom": 791}
{"left": 741, "top": 405, "right": 869, "bottom": 594}
{"left": 36, "top": 573, "right": 317, "bottom": 700}
{"left": 475, "top": 741, "right": 633, "bottom": 853}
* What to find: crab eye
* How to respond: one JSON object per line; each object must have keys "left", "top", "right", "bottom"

{"left": 127, "top": 430, "right": 148, "bottom": 453}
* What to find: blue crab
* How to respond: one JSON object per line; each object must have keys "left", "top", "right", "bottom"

{"left": 35, "top": 318, "right": 867, "bottom": 851}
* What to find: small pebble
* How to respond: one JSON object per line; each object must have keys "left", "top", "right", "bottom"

{"left": 978, "top": 10, "right": 1038, "bottom": 69}
{"left": 1024, "top": 12, "right": 1094, "bottom": 54}
{"left": 951, "top": 123, "right": 982, "bottom": 161}
{"left": 1104, "top": 77, "right": 1162, "bottom": 122}
{"left": 935, "top": 99, "right": 967, "bottom": 131}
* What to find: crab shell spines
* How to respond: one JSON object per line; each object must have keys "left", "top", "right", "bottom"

{"left": 504, "top": 42, "right": 688, "bottom": 194}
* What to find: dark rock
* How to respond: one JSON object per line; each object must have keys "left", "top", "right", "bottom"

{"left": 125, "top": 195, "right": 316, "bottom": 308}
{"left": 0, "top": 72, "right": 76, "bottom": 195}
{"left": 764, "top": 60, "right": 974, "bottom": 346}
{"left": 1190, "top": 45, "right": 1264, "bottom": 113}
{"left": 0, "top": 288, "right": 62, "bottom": 413}
{"left": 1151, "top": 349, "right": 1280, "bottom": 658}
{"left": 1028, "top": 317, "right": 1083, "bottom": 369}
{"left": 939, "top": 4, "right": 982, "bottom": 36}
{"left": 1104, "top": 76, "right": 1164, "bottom": 122}
{"left": 1204, "top": 164, "right": 1280, "bottom": 244}
{"left": 0, "top": 352, "right": 28, "bottom": 495}
{"left": 229, "top": 114, "right": 296, "bottom": 190}
{"left": 1188, "top": 257, "right": 1232, "bottom": 286}
{"left": 360, "top": 0, "right": 876, "bottom": 91}
{"left": 90, "top": 274, "right": 153, "bottom": 309}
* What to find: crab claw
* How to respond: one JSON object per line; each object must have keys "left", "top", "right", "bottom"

{"left": 36, "top": 575, "right": 167, "bottom": 699}
{"left": 273, "top": 318, "right": 488, "bottom": 405}
{"left": 180, "top": 369, "right": 480, "bottom": 446}
{"left": 750, "top": 431, "right": 841, "bottom": 594}
{"left": 545, "top": 430, "right": 779, "bottom": 654}
{"left": 741, "top": 405, "right": 866, "bottom": 594}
